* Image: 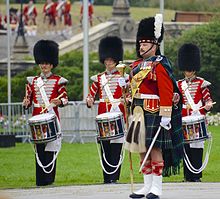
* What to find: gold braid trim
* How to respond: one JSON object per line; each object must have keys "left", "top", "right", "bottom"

{"left": 131, "top": 69, "right": 151, "bottom": 99}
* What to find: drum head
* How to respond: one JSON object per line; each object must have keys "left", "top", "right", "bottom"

{"left": 96, "top": 112, "right": 122, "bottom": 120}
{"left": 182, "top": 115, "right": 205, "bottom": 124}
{"left": 28, "top": 113, "right": 56, "bottom": 124}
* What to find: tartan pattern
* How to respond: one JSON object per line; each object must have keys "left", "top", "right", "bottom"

{"left": 132, "top": 99, "right": 173, "bottom": 149}
{"left": 131, "top": 55, "right": 184, "bottom": 177}
{"left": 158, "top": 56, "right": 184, "bottom": 177}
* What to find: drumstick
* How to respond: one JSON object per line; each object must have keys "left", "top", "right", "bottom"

{"left": 40, "top": 93, "right": 65, "bottom": 113}
{"left": 195, "top": 102, "right": 216, "bottom": 112}
{"left": 24, "top": 84, "right": 29, "bottom": 109}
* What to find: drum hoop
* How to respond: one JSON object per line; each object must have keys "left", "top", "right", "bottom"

{"left": 96, "top": 116, "right": 122, "bottom": 122}
{"left": 30, "top": 135, "right": 58, "bottom": 144}
{"left": 28, "top": 113, "right": 56, "bottom": 122}
{"left": 28, "top": 117, "right": 56, "bottom": 125}
{"left": 182, "top": 115, "right": 205, "bottom": 123}
{"left": 96, "top": 112, "right": 122, "bottom": 120}
{"left": 97, "top": 133, "right": 124, "bottom": 141}
{"left": 184, "top": 133, "right": 211, "bottom": 144}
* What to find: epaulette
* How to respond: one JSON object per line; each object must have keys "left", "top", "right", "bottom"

{"left": 199, "top": 77, "right": 211, "bottom": 88}
{"left": 27, "top": 76, "right": 36, "bottom": 85}
{"left": 177, "top": 78, "right": 185, "bottom": 83}
{"left": 90, "top": 72, "right": 105, "bottom": 82}
{"left": 58, "top": 77, "right": 68, "bottom": 85}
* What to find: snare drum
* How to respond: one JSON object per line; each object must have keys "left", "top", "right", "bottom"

{"left": 182, "top": 115, "right": 209, "bottom": 143}
{"left": 28, "top": 113, "right": 59, "bottom": 144}
{"left": 96, "top": 112, "right": 125, "bottom": 141}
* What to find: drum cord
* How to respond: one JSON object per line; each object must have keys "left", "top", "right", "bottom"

{"left": 183, "top": 134, "right": 212, "bottom": 174}
{"left": 34, "top": 143, "right": 60, "bottom": 174}
{"left": 96, "top": 140, "right": 125, "bottom": 175}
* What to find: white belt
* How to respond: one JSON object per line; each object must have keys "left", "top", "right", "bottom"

{"left": 182, "top": 100, "right": 202, "bottom": 109}
{"left": 134, "top": 93, "right": 160, "bottom": 100}
{"left": 99, "top": 98, "right": 122, "bottom": 103}
{"left": 33, "top": 103, "right": 43, "bottom": 108}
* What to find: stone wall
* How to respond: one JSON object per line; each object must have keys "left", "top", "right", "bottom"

{"left": 0, "top": 22, "right": 205, "bottom": 76}
{"left": 59, "top": 21, "right": 205, "bottom": 54}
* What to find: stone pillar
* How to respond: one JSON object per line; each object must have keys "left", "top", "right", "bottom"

{"left": 112, "top": 0, "right": 130, "bottom": 18}
{"left": 111, "top": 0, "right": 136, "bottom": 40}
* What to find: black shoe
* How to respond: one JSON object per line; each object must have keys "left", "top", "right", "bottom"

{"left": 129, "top": 193, "right": 145, "bottom": 198}
{"left": 191, "top": 178, "right": 202, "bottom": 182}
{"left": 110, "top": 180, "right": 117, "bottom": 184}
{"left": 146, "top": 193, "right": 160, "bottom": 199}
{"left": 104, "top": 180, "right": 111, "bottom": 184}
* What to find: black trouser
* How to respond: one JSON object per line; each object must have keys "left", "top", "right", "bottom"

{"left": 183, "top": 144, "right": 203, "bottom": 181}
{"left": 100, "top": 141, "right": 123, "bottom": 183}
{"left": 35, "top": 144, "right": 57, "bottom": 186}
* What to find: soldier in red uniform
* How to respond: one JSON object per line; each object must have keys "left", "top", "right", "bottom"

{"left": 125, "top": 15, "right": 184, "bottom": 199}
{"left": 43, "top": 0, "right": 57, "bottom": 34}
{"left": 4, "top": 8, "right": 18, "bottom": 31}
{"left": 86, "top": 36, "right": 126, "bottom": 184}
{"left": 56, "top": 0, "right": 72, "bottom": 35}
{"left": 22, "top": 40, "right": 68, "bottom": 186}
{"left": 23, "top": 0, "right": 37, "bottom": 26}
{"left": 177, "top": 43, "right": 213, "bottom": 182}
{"left": 80, "top": 0, "right": 94, "bottom": 27}
{"left": 63, "top": 0, "right": 72, "bottom": 29}
{"left": 23, "top": 0, "right": 38, "bottom": 36}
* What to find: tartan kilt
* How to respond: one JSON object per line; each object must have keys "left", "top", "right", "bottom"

{"left": 132, "top": 99, "right": 184, "bottom": 177}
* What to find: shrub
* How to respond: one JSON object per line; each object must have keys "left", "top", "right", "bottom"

{"left": 165, "top": 19, "right": 220, "bottom": 112}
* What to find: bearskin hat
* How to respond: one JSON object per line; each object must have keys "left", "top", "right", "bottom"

{"left": 9, "top": 8, "right": 18, "bottom": 14}
{"left": 99, "top": 36, "right": 123, "bottom": 64}
{"left": 33, "top": 40, "right": 59, "bottom": 67}
{"left": 178, "top": 43, "right": 201, "bottom": 72}
{"left": 136, "top": 15, "right": 164, "bottom": 58}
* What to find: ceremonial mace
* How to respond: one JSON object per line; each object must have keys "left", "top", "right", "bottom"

{"left": 116, "top": 62, "right": 134, "bottom": 192}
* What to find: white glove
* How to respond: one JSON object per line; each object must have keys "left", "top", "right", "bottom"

{"left": 160, "top": 116, "right": 171, "bottom": 130}
{"left": 118, "top": 77, "right": 126, "bottom": 88}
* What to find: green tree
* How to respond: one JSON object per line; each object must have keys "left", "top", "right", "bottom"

{"left": 165, "top": 19, "right": 220, "bottom": 112}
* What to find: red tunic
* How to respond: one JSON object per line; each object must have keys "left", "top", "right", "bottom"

{"left": 25, "top": 73, "right": 68, "bottom": 120}
{"left": 63, "top": 1, "right": 72, "bottom": 26}
{"left": 177, "top": 77, "right": 212, "bottom": 116}
{"left": 23, "top": 5, "right": 37, "bottom": 25}
{"left": 80, "top": 3, "right": 93, "bottom": 18}
{"left": 130, "top": 58, "right": 173, "bottom": 117}
{"left": 87, "top": 69, "right": 126, "bottom": 120}
{"left": 43, "top": 2, "right": 56, "bottom": 25}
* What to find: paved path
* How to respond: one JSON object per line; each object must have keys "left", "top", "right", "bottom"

{"left": 1, "top": 183, "right": 220, "bottom": 199}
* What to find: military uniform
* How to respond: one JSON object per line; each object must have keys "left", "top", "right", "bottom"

{"left": 87, "top": 36, "right": 125, "bottom": 183}
{"left": 177, "top": 43, "right": 213, "bottom": 182}
{"left": 24, "top": 40, "right": 68, "bottom": 186}
{"left": 23, "top": 1, "right": 37, "bottom": 26}
{"left": 127, "top": 16, "right": 183, "bottom": 199}
{"left": 43, "top": 0, "right": 56, "bottom": 26}
{"left": 63, "top": 0, "right": 72, "bottom": 27}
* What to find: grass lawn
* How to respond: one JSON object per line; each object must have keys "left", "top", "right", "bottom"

{"left": 0, "top": 125, "right": 219, "bottom": 189}
{"left": 0, "top": 2, "right": 175, "bottom": 35}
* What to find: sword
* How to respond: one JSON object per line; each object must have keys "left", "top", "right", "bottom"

{"left": 139, "top": 126, "right": 162, "bottom": 172}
